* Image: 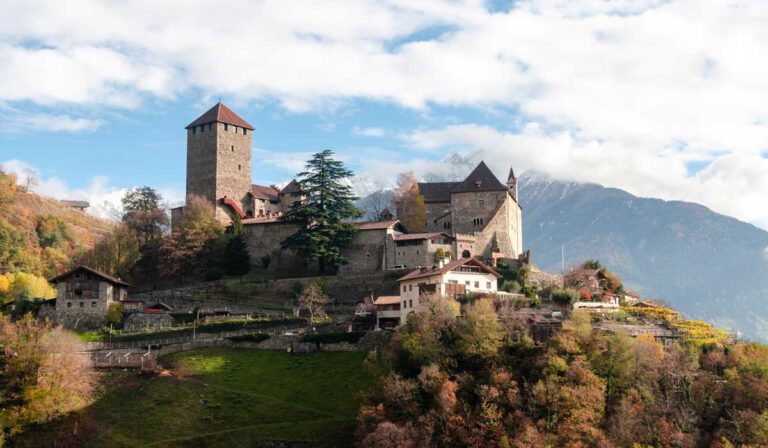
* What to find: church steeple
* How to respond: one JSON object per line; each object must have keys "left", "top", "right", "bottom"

{"left": 506, "top": 166, "right": 518, "bottom": 201}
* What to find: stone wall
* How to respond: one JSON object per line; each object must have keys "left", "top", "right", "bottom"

{"left": 124, "top": 312, "right": 174, "bottom": 331}
{"left": 450, "top": 190, "right": 522, "bottom": 260}
{"left": 392, "top": 239, "right": 453, "bottom": 269}
{"left": 55, "top": 281, "right": 114, "bottom": 329}
{"left": 186, "top": 122, "right": 253, "bottom": 224}
{"left": 243, "top": 221, "right": 306, "bottom": 270}
{"left": 340, "top": 228, "right": 390, "bottom": 273}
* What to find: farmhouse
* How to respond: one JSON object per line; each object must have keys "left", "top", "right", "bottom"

{"left": 51, "top": 265, "right": 132, "bottom": 329}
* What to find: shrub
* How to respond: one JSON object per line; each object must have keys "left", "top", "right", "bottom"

{"left": 260, "top": 255, "right": 271, "bottom": 269}
{"left": 551, "top": 288, "right": 580, "bottom": 305}
{"left": 584, "top": 259, "right": 603, "bottom": 270}
{"left": 500, "top": 279, "right": 521, "bottom": 293}
{"left": 106, "top": 302, "right": 124, "bottom": 326}
{"left": 205, "top": 267, "right": 225, "bottom": 281}
{"left": 301, "top": 331, "right": 366, "bottom": 344}
{"left": 227, "top": 333, "right": 270, "bottom": 343}
{"left": 522, "top": 285, "right": 537, "bottom": 299}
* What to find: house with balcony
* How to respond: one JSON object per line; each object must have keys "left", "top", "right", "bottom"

{"left": 50, "top": 265, "right": 132, "bottom": 329}
{"left": 394, "top": 257, "right": 502, "bottom": 324}
{"left": 373, "top": 296, "right": 402, "bottom": 329}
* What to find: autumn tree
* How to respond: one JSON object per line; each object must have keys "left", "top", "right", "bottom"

{"left": 121, "top": 186, "right": 168, "bottom": 244}
{"left": 391, "top": 172, "right": 425, "bottom": 232}
{"left": 297, "top": 281, "right": 330, "bottom": 330}
{"left": 0, "top": 169, "right": 17, "bottom": 205}
{"left": 158, "top": 195, "right": 223, "bottom": 281}
{"left": 0, "top": 314, "right": 95, "bottom": 440}
{"left": 281, "top": 150, "right": 361, "bottom": 274}
{"left": 77, "top": 224, "right": 141, "bottom": 279}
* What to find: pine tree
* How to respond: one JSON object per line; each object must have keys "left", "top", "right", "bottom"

{"left": 281, "top": 150, "right": 361, "bottom": 274}
{"left": 225, "top": 214, "right": 251, "bottom": 276}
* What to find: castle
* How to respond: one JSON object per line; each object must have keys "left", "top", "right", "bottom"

{"left": 173, "top": 103, "right": 524, "bottom": 272}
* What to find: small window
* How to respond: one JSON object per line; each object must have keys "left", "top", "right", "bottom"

{"left": 403, "top": 301, "right": 407, "bottom": 308}
{"left": 208, "top": 123, "right": 212, "bottom": 131}
{"left": 67, "top": 302, "right": 72, "bottom": 308}
{"left": 465, "top": 281, "right": 470, "bottom": 286}
{"left": 200, "top": 125, "right": 204, "bottom": 133}
{"left": 402, "top": 285, "right": 406, "bottom": 293}
{"left": 192, "top": 127, "right": 196, "bottom": 135}
{"left": 224, "top": 123, "right": 228, "bottom": 131}
{"left": 479, "top": 199, "right": 484, "bottom": 207}
{"left": 231, "top": 145, "right": 235, "bottom": 152}
{"left": 238, "top": 164, "right": 242, "bottom": 171}
{"left": 409, "top": 299, "right": 413, "bottom": 308}
{"left": 243, "top": 128, "right": 247, "bottom": 135}
{"left": 91, "top": 301, "right": 96, "bottom": 307}
{"left": 409, "top": 285, "right": 413, "bottom": 292}
{"left": 474, "top": 281, "right": 479, "bottom": 288}
{"left": 79, "top": 302, "right": 84, "bottom": 308}
{"left": 486, "top": 282, "right": 491, "bottom": 289}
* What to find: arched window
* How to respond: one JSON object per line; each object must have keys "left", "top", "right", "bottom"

{"left": 461, "top": 250, "right": 471, "bottom": 258}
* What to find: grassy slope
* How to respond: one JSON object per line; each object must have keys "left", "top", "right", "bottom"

{"left": 16, "top": 349, "right": 372, "bottom": 448}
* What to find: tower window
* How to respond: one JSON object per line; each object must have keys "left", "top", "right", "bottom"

{"left": 479, "top": 199, "right": 484, "bottom": 207}
{"left": 243, "top": 128, "right": 247, "bottom": 135}
{"left": 238, "top": 164, "right": 242, "bottom": 171}
{"left": 231, "top": 145, "right": 235, "bottom": 152}
{"left": 224, "top": 123, "right": 228, "bottom": 131}
{"left": 192, "top": 127, "right": 196, "bottom": 135}
{"left": 200, "top": 125, "right": 204, "bottom": 133}
{"left": 208, "top": 123, "right": 212, "bottom": 131}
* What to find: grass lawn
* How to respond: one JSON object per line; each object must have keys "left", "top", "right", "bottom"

{"left": 15, "top": 349, "right": 373, "bottom": 448}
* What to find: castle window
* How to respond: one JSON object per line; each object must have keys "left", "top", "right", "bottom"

{"left": 79, "top": 302, "right": 84, "bottom": 308}
{"left": 208, "top": 123, "right": 212, "bottom": 131}
{"left": 200, "top": 125, "right": 204, "bottom": 133}
{"left": 479, "top": 199, "right": 484, "bottom": 207}
{"left": 67, "top": 302, "right": 72, "bottom": 308}
{"left": 91, "top": 301, "right": 96, "bottom": 307}
{"left": 238, "top": 164, "right": 242, "bottom": 170}
{"left": 409, "top": 285, "right": 413, "bottom": 292}
{"left": 409, "top": 299, "right": 413, "bottom": 308}
{"left": 243, "top": 128, "right": 248, "bottom": 135}
{"left": 402, "top": 285, "right": 406, "bottom": 293}
{"left": 192, "top": 127, "right": 196, "bottom": 135}
{"left": 231, "top": 145, "right": 235, "bottom": 152}
{"left": 224, "top": 123, "right": 228, "bottom": 131}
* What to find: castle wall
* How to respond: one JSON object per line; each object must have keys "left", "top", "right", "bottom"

{"left": 243, "top": 222, "right": 305, "bottom": 271}
{"left": 392, "top": 240, "right": 453, "bottom": 268}
{"left": 450, "top": 190, "right": 522, "bottom": 260}
{"left": 340, "top": 229, "right": 391, "bottom": 273}
{"left": 424, "top": 201, "right": 451, "bottom": 232}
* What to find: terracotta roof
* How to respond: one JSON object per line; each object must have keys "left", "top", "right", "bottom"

{"left": 185, "top": 102, "right": 255, "bottom": 130}
{"left": 50, "top": 265, "right": 133, "bottom": 287}
{"left": 418, "top": 182, "right": 459, "bottom": 203}
{"left": 251, "top": 184, "right": 279, "bottom": 200}
{"left": 374, "top": 296, "right": 401, "bottom": 306}
{"left": 398, "top": 257, "right": 502, "bottom": 282}
{"left": 242, "top": 216, "right": 281, "bottom": 225}
{"left": 451, "top": 161, "right": 507, "bottom": 194}
{"left": 356, "top": 220, "right": 401, "bottom": 230}
{"left": 279, "top": 179, "right": 302, "bottom": 194}
{"left": 394, "top": 232, "right": 453, "bottom": 241}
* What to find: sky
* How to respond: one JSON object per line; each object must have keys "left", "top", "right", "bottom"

{"left": 1, "top": 0, "right": 768, "bottom": 229}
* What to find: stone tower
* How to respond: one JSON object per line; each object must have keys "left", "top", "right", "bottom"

{"left": 184, "top": 102, "right": 254, "bottom": 224}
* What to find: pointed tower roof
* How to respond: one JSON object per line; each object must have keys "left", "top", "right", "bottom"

{"left": 185, "top": 102, "right": 255, "bottom": 130}
{"left": 451, "top": 161, "right": 507, "bottom": 194}
{"left": 507, "top": 166, "right": 516, "bottom": 181}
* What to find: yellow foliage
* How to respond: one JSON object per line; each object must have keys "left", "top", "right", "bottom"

{"left": 7, "top": 272, "right": 56, "bottom": 300}
{"left": 0, "top": 274, "right": 9, "bottom": 294}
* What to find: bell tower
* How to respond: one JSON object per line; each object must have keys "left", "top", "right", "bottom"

{"left": 184, "top": 102, "right": 254, "bottom": 224}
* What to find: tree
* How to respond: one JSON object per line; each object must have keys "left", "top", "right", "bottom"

{"left": 21, "top": 168, "right": 38, "bottom": 193}
{"left": 0, "top": 314, "right": 95, "bottom": 439}
{"left": 0, "top": 169, "right": 17, "bottom": 204}
{"left": 391, "top": 172, "right": 425, "bottom": 232}
{"left": 281, "top": 150, "right": 361, "bottom": 274}
{"left": 77, "top": 224, "right": 141, "bottom": 279}
{"left": 224, "top": 215, "right": 251, "bottom": 276}
{"left": 158, "top": 195, "right": 223, "bottom": 281}
{"left": 297, "top": 281, "right": 329, "bottom": 330}
{"left": 359, "top": 188, "right": 391, "bottom": 221}
{"left": 106, "top": 302, "right": 124, "bottom": 326}
{"left": 121, "top": 186, "right": 168, "bottom": 244}
{"left": 456, "top": 299, "right": 503, "bottom": 363}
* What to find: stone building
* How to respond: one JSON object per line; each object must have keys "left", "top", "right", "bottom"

{"left": 171, "top": 102, "right": 299, "bottom": 227}
{"left": 398, "top": 161, "right": 523, "bottom": 264}
{"left": 50, "top": 265, "right": 132, "bottom": 329}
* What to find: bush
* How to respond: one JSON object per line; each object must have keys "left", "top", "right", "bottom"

{"left": 301, "top": 332, "right": 366, "bottom": 344}
{"left": 522, "top": 285, "right": 537, "bottom": 299}
{"left": 205, "top": 267, "right": 225, "bottom": 281}
{"left": 551, "top": 288, "right": 580, "bottom": 305}
{"left": 584, "top": 259, "right": 603, "bottom": 270}
{"left": 227, "top": 333, "right": 270, "bottom": 343}
{"left": 260, "top": 255, "right": 271, "bottom": 269}
{"left": 500, "top": 279, "right": 521, "bottom": 293}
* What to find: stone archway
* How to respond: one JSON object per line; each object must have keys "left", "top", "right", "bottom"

{"left": 461, "top": 250, "right": 471, "bottom": 259}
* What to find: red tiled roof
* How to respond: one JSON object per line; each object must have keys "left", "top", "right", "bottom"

{"left": 356, "top": 220, "right": 400, "bottom": 230}
{"left": 394, "top": 232, "right": 453, "bottom": 241}
{"left": 398, "top": 258, "right": 502, "bottom": 282}
{"left": 251, "top": 184, "right": 279, "bottom": 200}
{"left": 185, "top": 102, "right": 255, "bottom": 130}
{"left": 374, "top": 296, "right": 401, "bottom": 306}
{"left": 50, "top": 265, "right": 133, "bottom": 287}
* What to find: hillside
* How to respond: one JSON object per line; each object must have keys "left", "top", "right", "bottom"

{"left": 520, "top": 172, "right": 768, "bottom": 340}
{"left": 0, "top": 187, "right": 114, "bottom": 278}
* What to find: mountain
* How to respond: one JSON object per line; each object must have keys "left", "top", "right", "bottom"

{"left": 519, "top": 172, "right": 768, "bottom": 340}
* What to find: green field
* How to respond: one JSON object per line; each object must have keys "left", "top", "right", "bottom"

{"left": 16, "top": 349, "right": 372, "bottom": 447}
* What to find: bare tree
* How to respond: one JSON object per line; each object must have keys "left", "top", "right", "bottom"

{"left": 297, "top": 281, "right": 329, "bottom": 331}
{"left": 359, "top": 189, "right": 391, "bottom": 221}
{"left": 22, "top": 168, "right": 38, "bottom": 193}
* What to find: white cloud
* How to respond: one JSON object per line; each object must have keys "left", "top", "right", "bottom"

{"left": 1, "top": 159, "right": 183, "bottom": 221}
{"left": 353, "top": 127, "right": 387, "bottom": 138}
{"left": 1, "top": 0, "right": 768, "bottom": 225}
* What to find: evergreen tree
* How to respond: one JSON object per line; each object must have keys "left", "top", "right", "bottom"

{"left": 281, "top": 150, "right": 361, "bottom": 274}
{"left": 225, "top": 214, "right": 251, "bottom": 276}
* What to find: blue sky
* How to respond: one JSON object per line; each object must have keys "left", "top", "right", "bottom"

{"left": 1, "top": 0, "right": 768, "bottom": 229}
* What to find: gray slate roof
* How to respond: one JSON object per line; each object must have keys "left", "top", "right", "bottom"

{"left": 450, "top": 161, "right": 508, "bottom": 194}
